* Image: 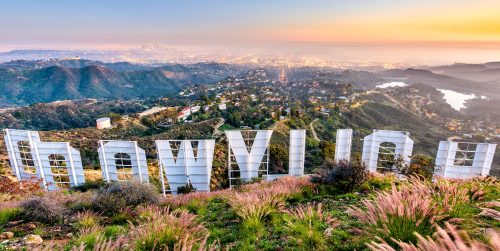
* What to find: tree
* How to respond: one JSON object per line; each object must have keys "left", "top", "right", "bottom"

{"left": 269, "top": 144, "right": 289, "bottom": 173}
{"left": 320, "top": 141, "right": 336, "bottom": 160}
{"left": 312, "top": 159, "right": 369, "bottom": 193}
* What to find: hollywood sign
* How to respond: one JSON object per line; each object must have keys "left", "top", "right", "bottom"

{"left": 3, "top": 128, "right": 497, "bottom": 192}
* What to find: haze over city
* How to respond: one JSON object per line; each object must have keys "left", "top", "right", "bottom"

{"left": 2, "top": 0, "right": 500, "bottom": 65}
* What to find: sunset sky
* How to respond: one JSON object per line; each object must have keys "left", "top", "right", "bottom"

{"left": 1, "top": 0, "right": 499, "bottom": 49}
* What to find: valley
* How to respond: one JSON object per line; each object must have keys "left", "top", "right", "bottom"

{"left": 0, "top": 59, "right": 498, "bottom": 177}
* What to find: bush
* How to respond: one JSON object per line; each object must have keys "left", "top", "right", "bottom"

{"left": 104, "top": 225, "right": 126, "bottom": 239}
{"left": 358, "top": 173, "right": 397, "bottom": 192}
{"left": 92, "top": 181, "right": 159, "bottom": 215}
{"left": 111, "top": 208, "right": 136, "bottom": 225}
{"left": 20, "top": 197, "right": 65, "bottom": 223}
{"left": 348, "top": 177, "right": 449, "bottom": 247}
{"left": 71, "top": 179, "right": 107, "bottom": 192}
{"left": 74, "top": 226, "right": 104, "bottom": 249}
{"left": 177, "top": 182, "right": 197, "bottom": 195}
{"left": 129, "top": 206, "right": 208, "bottom": 250}
{"left": 0, "top": 208, "right": 20, "bottom": 226}
{"left": 284, "top": 203, "right": 339, "bottom": 250}
{"left": 66, "top": 192, "right": 95, "bottom": 213}
{"left": 312, "top": 159, "right": 369, "bottom": 193}
{"left": 368, "top": 222, "right": 500, "bottom": 251}
{"left": 73, "top": 210, "right": 100, "bottom": 229}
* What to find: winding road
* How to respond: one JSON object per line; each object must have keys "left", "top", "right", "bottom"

{"left": 309, "top": 118, "right": 320, "bottom": 141}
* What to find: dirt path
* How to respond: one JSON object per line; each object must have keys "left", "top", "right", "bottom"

{"left": 212, "top": 118, "right": 226, "bottom": 137}
{"left": 365, "top": 90, "right": 413, "bottom": 113}
{"left": 309, "top": 118, "right": 320, "bottom": 141}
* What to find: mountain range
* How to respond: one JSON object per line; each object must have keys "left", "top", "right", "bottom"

{"left": 1, "top": 59, "right": 500, "bottom": 108}
{"left": 0, "top": 60, "right": 245, "bottom": 107}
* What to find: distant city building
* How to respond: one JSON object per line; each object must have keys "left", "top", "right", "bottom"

{"left": 96, "top": 117, "right": 112, "bottom": 130}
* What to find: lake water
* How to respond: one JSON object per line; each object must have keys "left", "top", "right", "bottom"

{"left": 437, "top": 89, "right": 477, "bottom": 111}
{"left": 376, "top": 82, "right": 407, "bottom": 88}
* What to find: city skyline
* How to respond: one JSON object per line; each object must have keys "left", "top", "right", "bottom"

{"left": 1, "top": 1, "right": 500, "bottom": 64}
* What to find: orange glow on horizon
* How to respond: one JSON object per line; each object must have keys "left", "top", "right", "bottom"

{"left": 255, "top": 3, "right": 500, "bottom": 47}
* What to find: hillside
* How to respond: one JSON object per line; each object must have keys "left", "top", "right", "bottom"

{"left": 0, "top": 171, "right": 498, "bottom": 250}
{"left": 0, "top": 60, "right": 245, "bottom": 107}
{"left": 0, "top": 59, "right": 152, "bottom": 72}
{"left": 0, "top": 99, "right": 148, "bottom": 130}
{"left": 316, "top": 96, "right": 450, "bottom": 157}
{"left": 379, "top": 68, "right": 500, "bottom": 98}
{"left": 427, "top": 62, "right": 500, "bottom": 83}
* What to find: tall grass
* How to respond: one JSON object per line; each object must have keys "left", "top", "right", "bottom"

{"left": 223, "top": 176, "right": 312, "bottom": 243}
{"left": 73, "top": 210, "right": 101, "bottom": 230}
{"left": 347, "top": 177, "right": 448, "bottom": 245}
{"left": 129, "top": 206, "right": 208, "bottom": 250}
{"left": 73, "top": 226, "right": 105, "bottom": 250}
{"left": 227, "top": 176, "right": 311, "bottom": 222}
{"left": 0, "top": 207, "right": 20, "bottom": 226}
{"left": 367, "top": 222, "right": 500, "bottom": 251}
{"left": 349, "top": 175, "right": 500, "bottom": 247}
{"left": 284, "top": 203, "right": 339, "bottom": 250}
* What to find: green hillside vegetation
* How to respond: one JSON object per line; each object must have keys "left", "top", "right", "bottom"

{"left": 0, "top": 170, "right": 498, "bottom": 250}
{"left": 0, "top": 60, "right": 245, "bottom": 107}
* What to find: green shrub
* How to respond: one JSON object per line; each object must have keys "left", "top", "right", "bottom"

{"left": 0, "top": 208, "right": 20, "bottom": 226}
{"left": 20, "top": 197, "right": 65, "bottom": 223}
{"left": 74, "top": 226, "right": 103, "bottom": 250}
{"left": 104, "top": 225, "right": 125, "bottom": 239}
{"left": 284, "top": 203, "right": 338, "bottom": 250}
{"left": 111, "top": 209, "right": 136, "bottom": 225}
{"left": 177, "top": 182, "right": 196, "bottom": 194}
{"left": 66, "top": 192, "right": 95, "bottom": 213}
{"left": 92, "top": 181, "right": 159, "bottom": 215}
{"left": 358, "top": 173, "right": 396, "bottom": 192}
{"left": 348, "top": 177, "right": 447, "bottom": 247}
{"left": 71, "top": 179, "right": 107, "bottom": 192}
{"left": 128, "top": 207, "right": 208, "bottom": 250}
{"left": 73, "top": 211, "right": 100, "bottom": 230}
{"left": 312, "top": 160, "right": 369, "bottom": 193}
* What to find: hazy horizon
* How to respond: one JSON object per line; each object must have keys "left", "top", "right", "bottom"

{"left": 2, "top": 0, "right": 500, "bottom": 65}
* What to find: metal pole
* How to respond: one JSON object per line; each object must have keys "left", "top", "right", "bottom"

{"left": 99, "top": 140, "right": 110, "bottom": 182}
{"left": 30, "top": 132, "right": 46, "bottom": 189}
{"left": 228, "top": 141, "right": 232, "bottom": 189}
{"left": 4, "top": 129, "right": 21, "bottom": 180}
{"left": 184, "top": 140, "right": 190, "bottom": 186}
{"left": 156, "top": 141, "right": 166, "bottom": 196}
{"left": 66, "top": 142, "right": 78, "bottom": 186}
{"left": 266, "top": 139, "right": 269, "bottom": 179}
{"left": 134, "top": 141, "right": 143, "bottom": 182}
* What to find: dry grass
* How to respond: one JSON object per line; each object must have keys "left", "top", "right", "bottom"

{"left": 226, "top": 176, "right": 312, "bottom": 222}
{"left": 347, "top": 176, "right": 447, "bottom": 244}
{"left": 227, "top": 191, "right": 285, "bottom": 221}
{"left": 285, "top": 203, "right": 338, "bottom": 226}
{"left": 349, "top": 175, "right": 500, "bottom": 247}
{"left": 161, "top": 190, "right": 229, "bottom": 209}
{"left": 161, "top": 175, "right": 312, "bottom": 212}
{"left": 478, "top": 208, "right": 500, "bottom": 221}
{"left": 73, "top": 210, "right": 101, "bottom": 229}
{"left": 284, "top": 203, "right": 340, "bottom": 250}
{"left": 0, "top": 176, "right": 45, "bottom": 202}
{"left": 128, "top": 206, "right": 208, "bottom": 250}
{"left": 367, "top": 222, "right": 500, "bottom": 251}
{"left": 173, "top": 234, "right": 218, "bottom": 251}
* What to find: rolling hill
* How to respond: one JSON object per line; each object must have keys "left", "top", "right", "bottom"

{"left": 379, "top": 68, "right": 500, "bottom": 98}
{"left": 427, "top": 62, "right": 500, "bottom": 83}
{"left": 0, "top": 60, "right": 244, "bottom": 107}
